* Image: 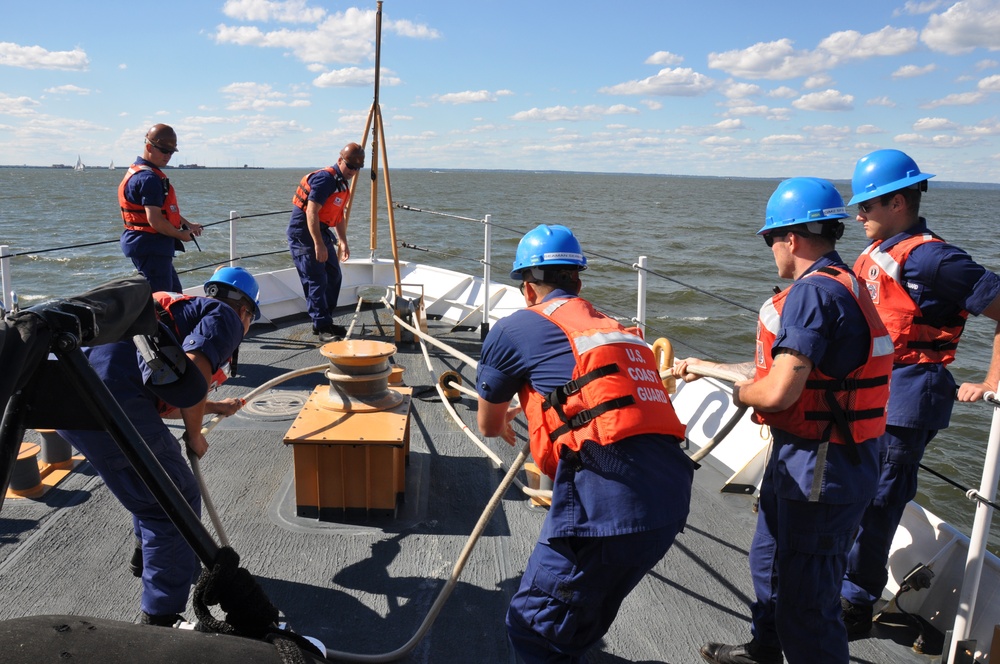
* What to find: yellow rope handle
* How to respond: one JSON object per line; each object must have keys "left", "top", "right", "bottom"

{"left": 652, "top": 337, "right": 676, "bottom": 394}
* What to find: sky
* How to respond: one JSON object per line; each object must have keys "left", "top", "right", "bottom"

{"left": 2, "top": 0, "right": 1000, "bottom": 183}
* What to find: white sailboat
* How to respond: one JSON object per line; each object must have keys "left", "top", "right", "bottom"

{"left": 73, "top": 155, "right": 84, "bottom": 171}
{"left": 109, "top": 160, "right": 114, "bottom": 170}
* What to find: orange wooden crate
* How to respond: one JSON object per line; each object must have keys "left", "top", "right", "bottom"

{"left": 283, "top": 386, "right": 411, "bottom": 521}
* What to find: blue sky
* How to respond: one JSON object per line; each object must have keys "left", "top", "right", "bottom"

{"left": 2, "top": 0, "right": 1000, "bottom": 182}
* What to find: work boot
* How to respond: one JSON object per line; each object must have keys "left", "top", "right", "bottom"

{"left": 128, "top": 537, "right": 142, "bottom": 578}
{"left": 841, "top": 597, "right": 874, "bottom": 638}
{"left": 139, "top": 611, "right": 184, "bottom": 628}
{"left": 700, "top": 640, "right": 783, "bottom": 664}
{"left": 312, "top": 323, "right": 347, "bottom": 343}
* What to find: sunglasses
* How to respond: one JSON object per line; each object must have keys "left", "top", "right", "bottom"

{"left": 763, "top": 231, "right": 792, "bottom": 247}
{"left": 151, "top": 144, "right": 177, "bottom": 155}
{"left": 857, "top": 198, "right": 884, "bottom": 214}
{"left": 345, "top": 162, "right": 364, "bottom": 171}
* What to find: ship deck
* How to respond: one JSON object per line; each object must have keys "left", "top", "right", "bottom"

{"left": 0, "top": 303, "right": 941, "bottom": 663}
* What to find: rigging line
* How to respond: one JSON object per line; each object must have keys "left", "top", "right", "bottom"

{"left": 394, "top": 203, "right": 527, "bottom": 238}
{"left": 642, "top": 265, "right": 758, "bottom": 314}
{"left": 563, "top": 246, "right": 758, "bottom": 315}
{"left": 919, "top": 462, "right": 1000, "bottom": 511}
{"left": 176, "top": 248, "right": 288, "bottom": 275}
{"left": 4, "top": 210, "right": 295, "bottom": 259}
{"left": 399, "top": 242, "right": 504, "bottom": 270}
{"left": 8, "top": 237, "right": 119, "bottom": 258}
{"left": 201, "top": 209, "right": 295, "bottom": 228}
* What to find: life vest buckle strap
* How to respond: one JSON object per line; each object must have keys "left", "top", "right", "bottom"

{"left": 547, "top": 395, "right": 636, "bottom": 442}
{"left": 805, "top": 375, "right": 889, "bottom": 391}
{"left": 544, "top": 363, "right": 621, "bottom": 408}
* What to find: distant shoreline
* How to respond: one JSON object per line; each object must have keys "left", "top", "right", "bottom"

{"left": 1, "top": 164, "right": 998, "bottom": 189}
{"left": 0, "top": 164, "right": 265, "bottom": 170}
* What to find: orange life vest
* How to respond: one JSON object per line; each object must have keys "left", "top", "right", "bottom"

{"left": 291, "top": 167, "right": 350, "bottom": 227}
{"left": 754, "top": 266, "right": 893, "bottom": 448}
{"left": 518, "top": 297, "right": 687, "bottom": 478}
{"left": 854, "top": 233, "right": 968, "bottom": 365}
{"left": 152, "top": 292, "right": 230, "bottom": 417}
{"left": 119, "top": 164, "right": 182, "bottom": 233}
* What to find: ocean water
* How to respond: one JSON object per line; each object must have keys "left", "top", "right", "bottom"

{"left": 2, "top": 165, "right": 1000, "bottom": 551}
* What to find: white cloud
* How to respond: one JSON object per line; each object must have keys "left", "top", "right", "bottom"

{"left": 976, "top": 58, "right": 1000, "bottom": 69}
{"left": 760, "top": 134, "right": 804, "bottom": 145}
{"left": 792, "top": 89, "right": 854, "bottom": 111}
{"left": 600, "top": 67, "right": 715, "bottom": 96}
{"left": 979, "top": 74, "right": 1000, "bottom": 91}
{"left": 511, "top": 105, "right": 639, "bottom": 122}
{"left": 222, "top": 0, "right": 326, "bottom": 23}
{"left": 722, "top": 82, "right": 762, "bottom": 99}
{"left": 437, "top": 90, "right": 512, "bottom": 104}
{"left": 43, "top": 84, "right": 91, "bottom": 95}
{"left": 895, "top": 132, "right": 979, "bottom": 147}
{"left": 708, "top": 27, "right": 917, "bottom": 80}
{"left": 866, "top": 96, "right": 897, "bottom": 107}
{"left": 804, "top": 74, "right": 833, "bottom": 89}
{"left": 963, "top": 118, "right": 1000, "bottom": 135}
{"left": 892, "top": 63, "right": 938, "bottom": 78}
{"left": 220, "top": 82, "right": 312, "bottom": 110}
{"left": 913, "top": 117, "right": 958, "bottom": 130}
{"left": 0, "top": 93, "right": 40, "bottom": 116}
{"left": 312, "top": 67, "right": 401, "bottom": 88}
{"left": 922, "top": 0, "right": 1000, "bottom": 54}
{"left": 645, "top": 51, "right": 684, "bottom": 66}
{"left": 856, "top": 124, "right": 884, "bottom": 135}
{"left": 213, "top": 8, "right": 437, "bottom": 65}
{"left": 896, "top": 0, "right": 949, "bottom": 15}
{"left": 922, "top": 91, "right": 987, "bottom": 107}
{"left": 699, "top": 135, "right": 752, "bottom": 148}
{"left": 0, "top": 42, "right": 89, "bottom": 71}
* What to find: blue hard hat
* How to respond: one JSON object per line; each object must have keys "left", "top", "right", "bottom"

{"left": 759, "top": 177, "right": 849, "bottom": 235}
{"left": 849, "top": 149, "right": 934, "bottom": 205}
{"left": 205, "top": 266, "right": 261, "bottom": 320}
{"left": 510, "top": 224, "right": 588, "bottom": 279}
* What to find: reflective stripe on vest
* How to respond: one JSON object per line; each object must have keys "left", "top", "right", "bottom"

{"left": 854, "top": 233, "right": 968, "bottom": 365}
{"left": 518, "top": 297, "right": 686, "bottom": 478}
{"left": 753, "top": 267, "right": 892, "bottom": 450}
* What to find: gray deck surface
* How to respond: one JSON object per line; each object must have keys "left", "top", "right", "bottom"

{"left": 0, "top": 304, "right": 941, "bottom": 663}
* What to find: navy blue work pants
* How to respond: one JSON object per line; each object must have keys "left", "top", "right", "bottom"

{"left": 749, "top": 474, "right": 867, "bottom": 664}
{"left": 59, "top": 426, "right": 202, "bottom": 616}
{"left": 842, "top": 425, "right": 936, "bottom": 605}
{"left": 128, "top": 253, "right": 182, "bottom": 294}
{"left": 291, "top": 236, "right": 341, "bottom": 328}
{"left": 505, "top": 524, "right": 681, "bottom": 663}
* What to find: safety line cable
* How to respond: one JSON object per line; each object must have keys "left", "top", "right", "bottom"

{"left": 3, "top": 210, "right": 292, "bottom": 259}
{"left": 919, "top": 462, "right": 1000, "bottom": 511}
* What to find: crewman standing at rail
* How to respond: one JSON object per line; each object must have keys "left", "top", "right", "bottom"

{"left": 287, "top": 142, "right": 364, "bottom": 343}
{"left": 840, "top": 150, "right": 1000, "bottom": 636}
{"left": 675, "top": 178, "right": 893, "bottom": 664}
{"left": 476, "top": 224, "right": 693, "bottom": 663}
{"left": 118, "top": 124, "right": 203, "bottom": 292}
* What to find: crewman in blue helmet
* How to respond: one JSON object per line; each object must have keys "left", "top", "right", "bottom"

{"left": 476, "top": 224, "right": 694, "bottom": 663}
{"left": 675, "top": 178, "right": 894, "bottom": 664}
{"left": 840, "top": 150, "right": 1000, "bottom": 636}
{"left": 57, "top": 266, "right": 259, "bottom": 627}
